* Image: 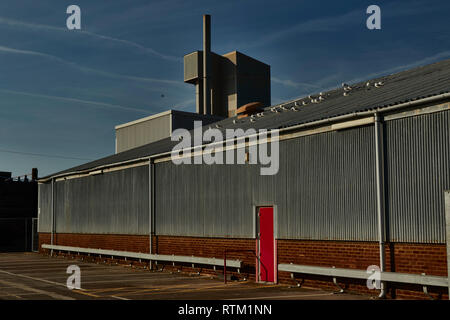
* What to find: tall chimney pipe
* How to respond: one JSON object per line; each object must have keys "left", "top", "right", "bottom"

{"left": 203, "top": 14, "right": 211, "bottom": 115}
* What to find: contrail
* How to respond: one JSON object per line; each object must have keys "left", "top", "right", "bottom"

{"left": 0, "top": 88, "right": 154, "bottom": 114}
{"left": 0, "top": 17, "right": 181, "bottom": 62}
{"left": 0, "top": 45, "right": 184, "bottom": 86}
{"left": 344, "top": 51, "right": 450, "bottom": 84}
{"left": 0, "top": 45, "right": 71, "bottom": 64}
{"left": 276, "top": 51, "right": 450, "bottom": 103}
{"left": 0, "top": 148, "right": 93, "bottom": 161}
{"left": 172, "top": 98, "right": 196, "bottom": 110}
{"left": 272, "top": 77, "right": 324, "bottom": 90}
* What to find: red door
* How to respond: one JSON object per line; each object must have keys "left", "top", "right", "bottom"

{"left": 258, "top": 207, "right": 274, "bottom": 282}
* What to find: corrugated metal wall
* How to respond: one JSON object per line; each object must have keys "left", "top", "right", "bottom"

{"left": 39, "top": 109, "right": 450, "bottom": 243}
{"left": 38, "top": 182, "right": 52, "bottom": 232}
{"left": 281, "top": 126, "right": 377, "bottom": 240}
{"left": 385, "top": 110, "right": 450, "bottom": 243}
{"left": 116, "top": 112, "right": 221, "bottom": 154}
{"left": 155, "top": 162, "right": 255, "bottom": 238}
{"left": 38, "top": 166, "right": 149, "bottom": 234}
{"left": 116, "top": 114, "right": 170, "bottom": 153}
{"left": 155, "top": 125, "right": 378, "bottom": 240}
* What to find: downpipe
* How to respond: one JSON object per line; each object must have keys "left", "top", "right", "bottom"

{"left": 374, "top": 113, "right": 386, "bottom": 298}
{"left": 50, "top": 178, "right": 54, "bottom": 256}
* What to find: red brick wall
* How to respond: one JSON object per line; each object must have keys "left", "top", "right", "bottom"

{"left": 39, "top": 233, "right": 255, "bottom": 262}
{"left": 39, "top": 233, "right": 256, "bottom": 277}
{"left": 38, "top": 233, "right": 448, "bottom": 299}
{"left": 277, "top": 240, "right": 448, "bottom": 299}
{"left": 39, "top": 233, "right": 150, "bottom": 253}
{"left": 277, "top": 240, "right": 447, "bottom": 275}
{"left": 155, "top": 236, "right": 255, "bottom": 263}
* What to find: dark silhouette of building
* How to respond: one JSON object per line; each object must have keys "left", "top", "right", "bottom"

{"left": 0, "top": 169, "right": 38, "bottom": 252}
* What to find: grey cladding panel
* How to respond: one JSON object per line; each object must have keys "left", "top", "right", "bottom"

{"left": 39, "top": 111, "right": 450, "bottom": 243}
{"left": 281, "top": 126, "right": 378, "bottom": 240}
{"left": 184, "top": 51, "right": 201, "bottom": 82}
{"left": 116, "top": 115, "right": 171, "bottom": 153}
{"left": 155, "top": 162, "right": 255, "bottom": 238}
{"left": 385, "top": 110, "right": 450, "bottom": 243}
{"left": 38, "top": 182, "right": 52, "bottom": 232}
{"left": 155, "top": 126, "right": 378, "bottom": 240}
{"left": 52, "top": 166, "right": 149, "bottom": 234}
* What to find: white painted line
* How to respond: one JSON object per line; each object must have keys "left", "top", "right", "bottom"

{"left": 0, "top": 279, "right": 75, "bottom": 300}
{"left": 9, "top": 273, "right": 158, "bottom": 280}
{"left": 0, "top": 268, "right": 89, "bottom": 294}
{"left": 0, "top": 269, "right": 68, "bottom": 288}
{"left": 80, "top": 278, "right": 200, "bottom": 284}
{"left": 226, "top": 293, "right": 335, "bottom": 300}
{"left": 111, "top": 295, "right": 130, "bottom": 300}
{"left": 0, "top": 291, "right": 48, "bottom": 297}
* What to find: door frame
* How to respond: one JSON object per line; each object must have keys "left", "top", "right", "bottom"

{"left": 253, "top": 204, "right": 278, "bottom": 283}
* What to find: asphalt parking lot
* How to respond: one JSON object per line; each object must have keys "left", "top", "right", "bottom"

{"left": 0, "top": 252, "right": 368, "bottom": 300}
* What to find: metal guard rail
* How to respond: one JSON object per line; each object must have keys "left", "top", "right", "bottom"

{"left": 278, "top": 263, "right": 448, "bottom": 289}
{"left": 42, "top": 244, "right": 242, "bottom": 269}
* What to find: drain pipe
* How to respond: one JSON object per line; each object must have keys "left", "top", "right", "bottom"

{"left": 374, "top": 113, "right": 386, "bottom": 298}
{"left": 50, "top": 178, "right": 54, "bottom": 256}
{"left": 148, "top": 159, "right": 156, "bottom": 268}
{"left": 149, "top": 160, "right": 154, "bottom": 258}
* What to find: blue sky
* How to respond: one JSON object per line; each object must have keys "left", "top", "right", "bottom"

{"left": 0, "top": 0, "right": 449, "bottom": 177}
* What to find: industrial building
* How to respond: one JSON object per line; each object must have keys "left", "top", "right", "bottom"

{"left": 37, "top": 16, "right": 450, "bottom": 299}
{"left": 115, "top": 109, "right": 222, "bottom": 153}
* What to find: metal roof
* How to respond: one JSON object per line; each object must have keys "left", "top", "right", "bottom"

{"left": 42, "top": 58, "right": 450, "bottom": 179}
